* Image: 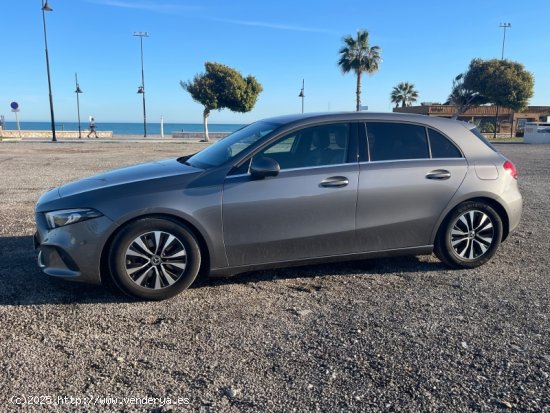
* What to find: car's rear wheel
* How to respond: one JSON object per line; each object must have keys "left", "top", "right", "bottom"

{"left": 109, "top": 218, "right": 201, "bottom": 300}
{"left": 434, "top": 201, "right": 503, "bottom": 269}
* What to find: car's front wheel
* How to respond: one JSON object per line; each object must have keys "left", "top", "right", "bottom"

{"left": 434, "top": 201, "right": 503, "bottom": 269}
{"left": 109, "top": 217, "right": 201, "bottom": 300}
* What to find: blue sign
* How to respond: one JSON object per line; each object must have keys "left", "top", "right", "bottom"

{"left": 10, "top": 102, "right": 19, "bottom": 110}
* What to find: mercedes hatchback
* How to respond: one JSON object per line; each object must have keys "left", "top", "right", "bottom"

{"left": 35, "top": 113, "right": 522, "bottom": 300}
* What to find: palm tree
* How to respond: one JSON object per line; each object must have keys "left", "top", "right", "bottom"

{"left": 390, "top": 82, "right": 419, "bottom": 108}
{"left": 338, "top": 30, "right": 382, "bottom": 111}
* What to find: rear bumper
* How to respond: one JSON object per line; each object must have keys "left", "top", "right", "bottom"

{"left": 498, "top": 178, "right": 523, "bottom": 236}
{"left": 505, "top": 190, "right": 523, "bottom": 235}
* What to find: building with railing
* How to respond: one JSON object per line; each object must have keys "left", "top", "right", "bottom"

{"left": 393, "top": 104, "right": 550, "bottom": 136}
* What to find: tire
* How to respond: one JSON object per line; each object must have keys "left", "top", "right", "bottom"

{"left": 434, "top": 201, "right": 503, "bottom": 269}
{"left": 109, "top": 217, "right": 201, "bottom": 300}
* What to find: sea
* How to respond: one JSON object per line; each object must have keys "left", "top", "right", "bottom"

{"left": 1, "top": 121, "right": 245, "bottom": 135}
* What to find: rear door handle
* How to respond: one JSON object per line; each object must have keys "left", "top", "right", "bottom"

{"left": 426, "top": 169, "right": 451, "bottom": 180}
{"left": 320, "top": 176, "right": 349, "bottom": 188}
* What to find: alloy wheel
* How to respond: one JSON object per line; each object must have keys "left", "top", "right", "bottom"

{"left": 450, "top": 210, "right": 495, "bottom": 260}
{"left": 124, "top": 231, "right": 187, "bottom": 289}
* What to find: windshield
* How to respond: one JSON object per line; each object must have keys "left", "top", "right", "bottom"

{"left": 186, "top": 121, "right": 278, "bottom": 169}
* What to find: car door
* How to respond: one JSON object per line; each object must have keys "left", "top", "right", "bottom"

{"left": 222, "top": 123, "right": 359, "bottom": 267}
{"left": 355, "top": 122, "right": 468, "bottom": 252}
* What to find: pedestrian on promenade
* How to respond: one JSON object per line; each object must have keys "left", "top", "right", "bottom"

{"left": 87, "top": 116, "right": 98, "bottom": 138}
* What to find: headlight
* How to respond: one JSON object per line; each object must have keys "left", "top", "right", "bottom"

{"left": 45, "top": 208, "right": 103, "bottom": 229}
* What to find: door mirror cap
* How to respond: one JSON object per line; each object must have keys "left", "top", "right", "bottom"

{"left": 250, "top": 156, "right": 280, "bottom": 179}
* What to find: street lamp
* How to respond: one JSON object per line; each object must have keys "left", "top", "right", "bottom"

{"left": 133, "top": 31, "right": 149, "bottom": 137}
{"left": 74, "top": 73, "right": 83, "bottom": 139}
{"left": 41, "top": 0, "right": 56, "bottom": 142}
{"left": 298, "top": 79, "right": 305, "bottom": 114}
{"left": 500, "top": 22, "right": 512, "bottom": 60}
{"left": 494, "top": 22, "right": 512, "bottom": 139}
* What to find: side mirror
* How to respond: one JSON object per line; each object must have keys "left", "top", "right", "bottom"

{"left": 250, "top": 156, "right": 280, "bottom": 179}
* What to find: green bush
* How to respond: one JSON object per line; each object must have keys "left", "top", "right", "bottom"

{"left": 480, "top": 122, "right": 495, "bottom": 133}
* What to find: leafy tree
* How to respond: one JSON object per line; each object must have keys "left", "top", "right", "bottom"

{"left": 338, "top": 30, "right": 382, "bottom": 111}
{"left": 181, "top": 62, "right": 263, "bottom": 141}
{"left": 463, "top": 58, "right": 534, "bottom": 111}
{"left": 446, "top": 73, "right": 488, "bottom": 119}
{"left": 390, "top": 82, "right": 419, "bottom": 108}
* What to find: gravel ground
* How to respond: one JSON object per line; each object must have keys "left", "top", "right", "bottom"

{"left": 0, "top": 141, "right": 548, "bottom": 413}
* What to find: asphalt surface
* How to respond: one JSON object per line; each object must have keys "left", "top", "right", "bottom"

{"left": 0, "top": 141, "right": 548, "bottom": 412}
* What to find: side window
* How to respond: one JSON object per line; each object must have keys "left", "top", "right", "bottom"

{"left": 256, "top": 124, "right": 351, "bottom": 170}
{"left": 264, "top": 136, "right": 296, "bottom": 155}
{"left": 366, "top": 122, "right": 430, "bottom": 161}
{"left": 428, "top": 128, "right": 463, "bottom": 158}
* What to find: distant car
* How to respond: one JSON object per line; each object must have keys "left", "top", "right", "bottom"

{"left": 35, "top": 112, "right": 522, "bottom": 300}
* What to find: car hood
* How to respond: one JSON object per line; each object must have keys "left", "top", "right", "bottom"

{"left": 57, "top": 159, "right": 202, "bottom": 198}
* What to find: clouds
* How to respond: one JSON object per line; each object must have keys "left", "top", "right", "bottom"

{"left": 210, "top": 17, "right": 334, "bottom": 34}
{"left": 87, "top": 0, "right": 201, "bottom": 13}
{"left": 236, "top": 20, "right": 332, "bottom": 34}
{"left": 88, "top": 0, "right": 331, "bottom": 34}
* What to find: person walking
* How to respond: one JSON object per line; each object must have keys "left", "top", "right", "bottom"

{"left": 87, "top": 116, "right": 98, "bottom": 138}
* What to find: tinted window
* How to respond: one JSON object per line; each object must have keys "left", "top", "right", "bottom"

{"left": 256, "top": 123, "right": 350, "bottom": 170}
{"left": 366, "top": 122, "right": 429, "bottom": 161}
{"left": 428, "top": 129, "right": 462, "bottom": 158}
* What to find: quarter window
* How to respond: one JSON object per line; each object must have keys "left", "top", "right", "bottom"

{"left": 428, "top": 128, "right": 462, "bottom": 158}
{"left": 366, "top": 122, "right": 430, "bottom": 161}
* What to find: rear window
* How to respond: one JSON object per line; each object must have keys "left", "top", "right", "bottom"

{"left": 470, "top": 127, "right": 497, "bottom": 152}
{"left": 366, "top": 122, "right": 430, "bottom": 161}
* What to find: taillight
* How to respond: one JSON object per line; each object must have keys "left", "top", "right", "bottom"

{"left": 503, "top": 160, "right": 518, "bottom": 180}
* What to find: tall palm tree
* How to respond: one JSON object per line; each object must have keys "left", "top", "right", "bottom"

{"left": 338, "top": 30, "right": 382, "bottom": 111}
{"left": 390, "top": 82, "right": 419, "bottom": 108}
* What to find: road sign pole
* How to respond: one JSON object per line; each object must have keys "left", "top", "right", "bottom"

{"left": 11, "top": 103, "right": 21, "bottom": 138}
{"left": 14, "top": 111, "right": 21, "bottom": 138}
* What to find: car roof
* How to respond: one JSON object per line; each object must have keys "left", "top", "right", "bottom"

{"left": 263, "top": 111, "right": 474, "bottom": 131}
{"left": 258, "top": 112, "right": 496, "bottom": 160}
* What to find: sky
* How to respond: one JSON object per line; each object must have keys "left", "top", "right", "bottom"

{"left": 1, "top": 0, "right": 550, "bottom": 124}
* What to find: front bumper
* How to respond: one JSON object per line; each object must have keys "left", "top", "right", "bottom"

{"left": 34, "top": 212, "right": 116, "bottom": 285}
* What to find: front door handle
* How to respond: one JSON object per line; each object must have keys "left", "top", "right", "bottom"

{"left": 426, "top": 169, "right": 451, "bottom": 180}
{"left": 320, "top": 176, "right": 349, "bottom": 188}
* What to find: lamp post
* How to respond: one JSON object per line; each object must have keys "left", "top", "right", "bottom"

{"left": 41, "top": 0, "right": 56, "bottom": 142}
{"left": 133, "top": 31, "right": 149, "bottom": 137}
{"left": 298, "top": 79, "right": 305, "bottom": 114}
{"left": 500, "top": 22, "right": 511, "bottom": 60}
{"left": 74, "top": 73, "right": 83, "bottom": 138}
{"left": 494, "top": 22, "right": 512, "bottom": 139}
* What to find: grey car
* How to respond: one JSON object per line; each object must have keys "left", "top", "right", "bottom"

{"left": 34, "top": 112, "right": 522, "bottom": 300}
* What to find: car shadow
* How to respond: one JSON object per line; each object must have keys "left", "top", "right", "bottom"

{"left": 1, "top": 235, "right": 448, "bottom": 305}
{"left": 194, "top": 254, "right": 449, "bottom": 289}
{"left": 0, "top": 235, "right": 132, "bottom": 306}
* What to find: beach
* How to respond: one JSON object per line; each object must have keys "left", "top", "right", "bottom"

{"left": 0, "top": 130, "right": 229, "bottom": 143}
